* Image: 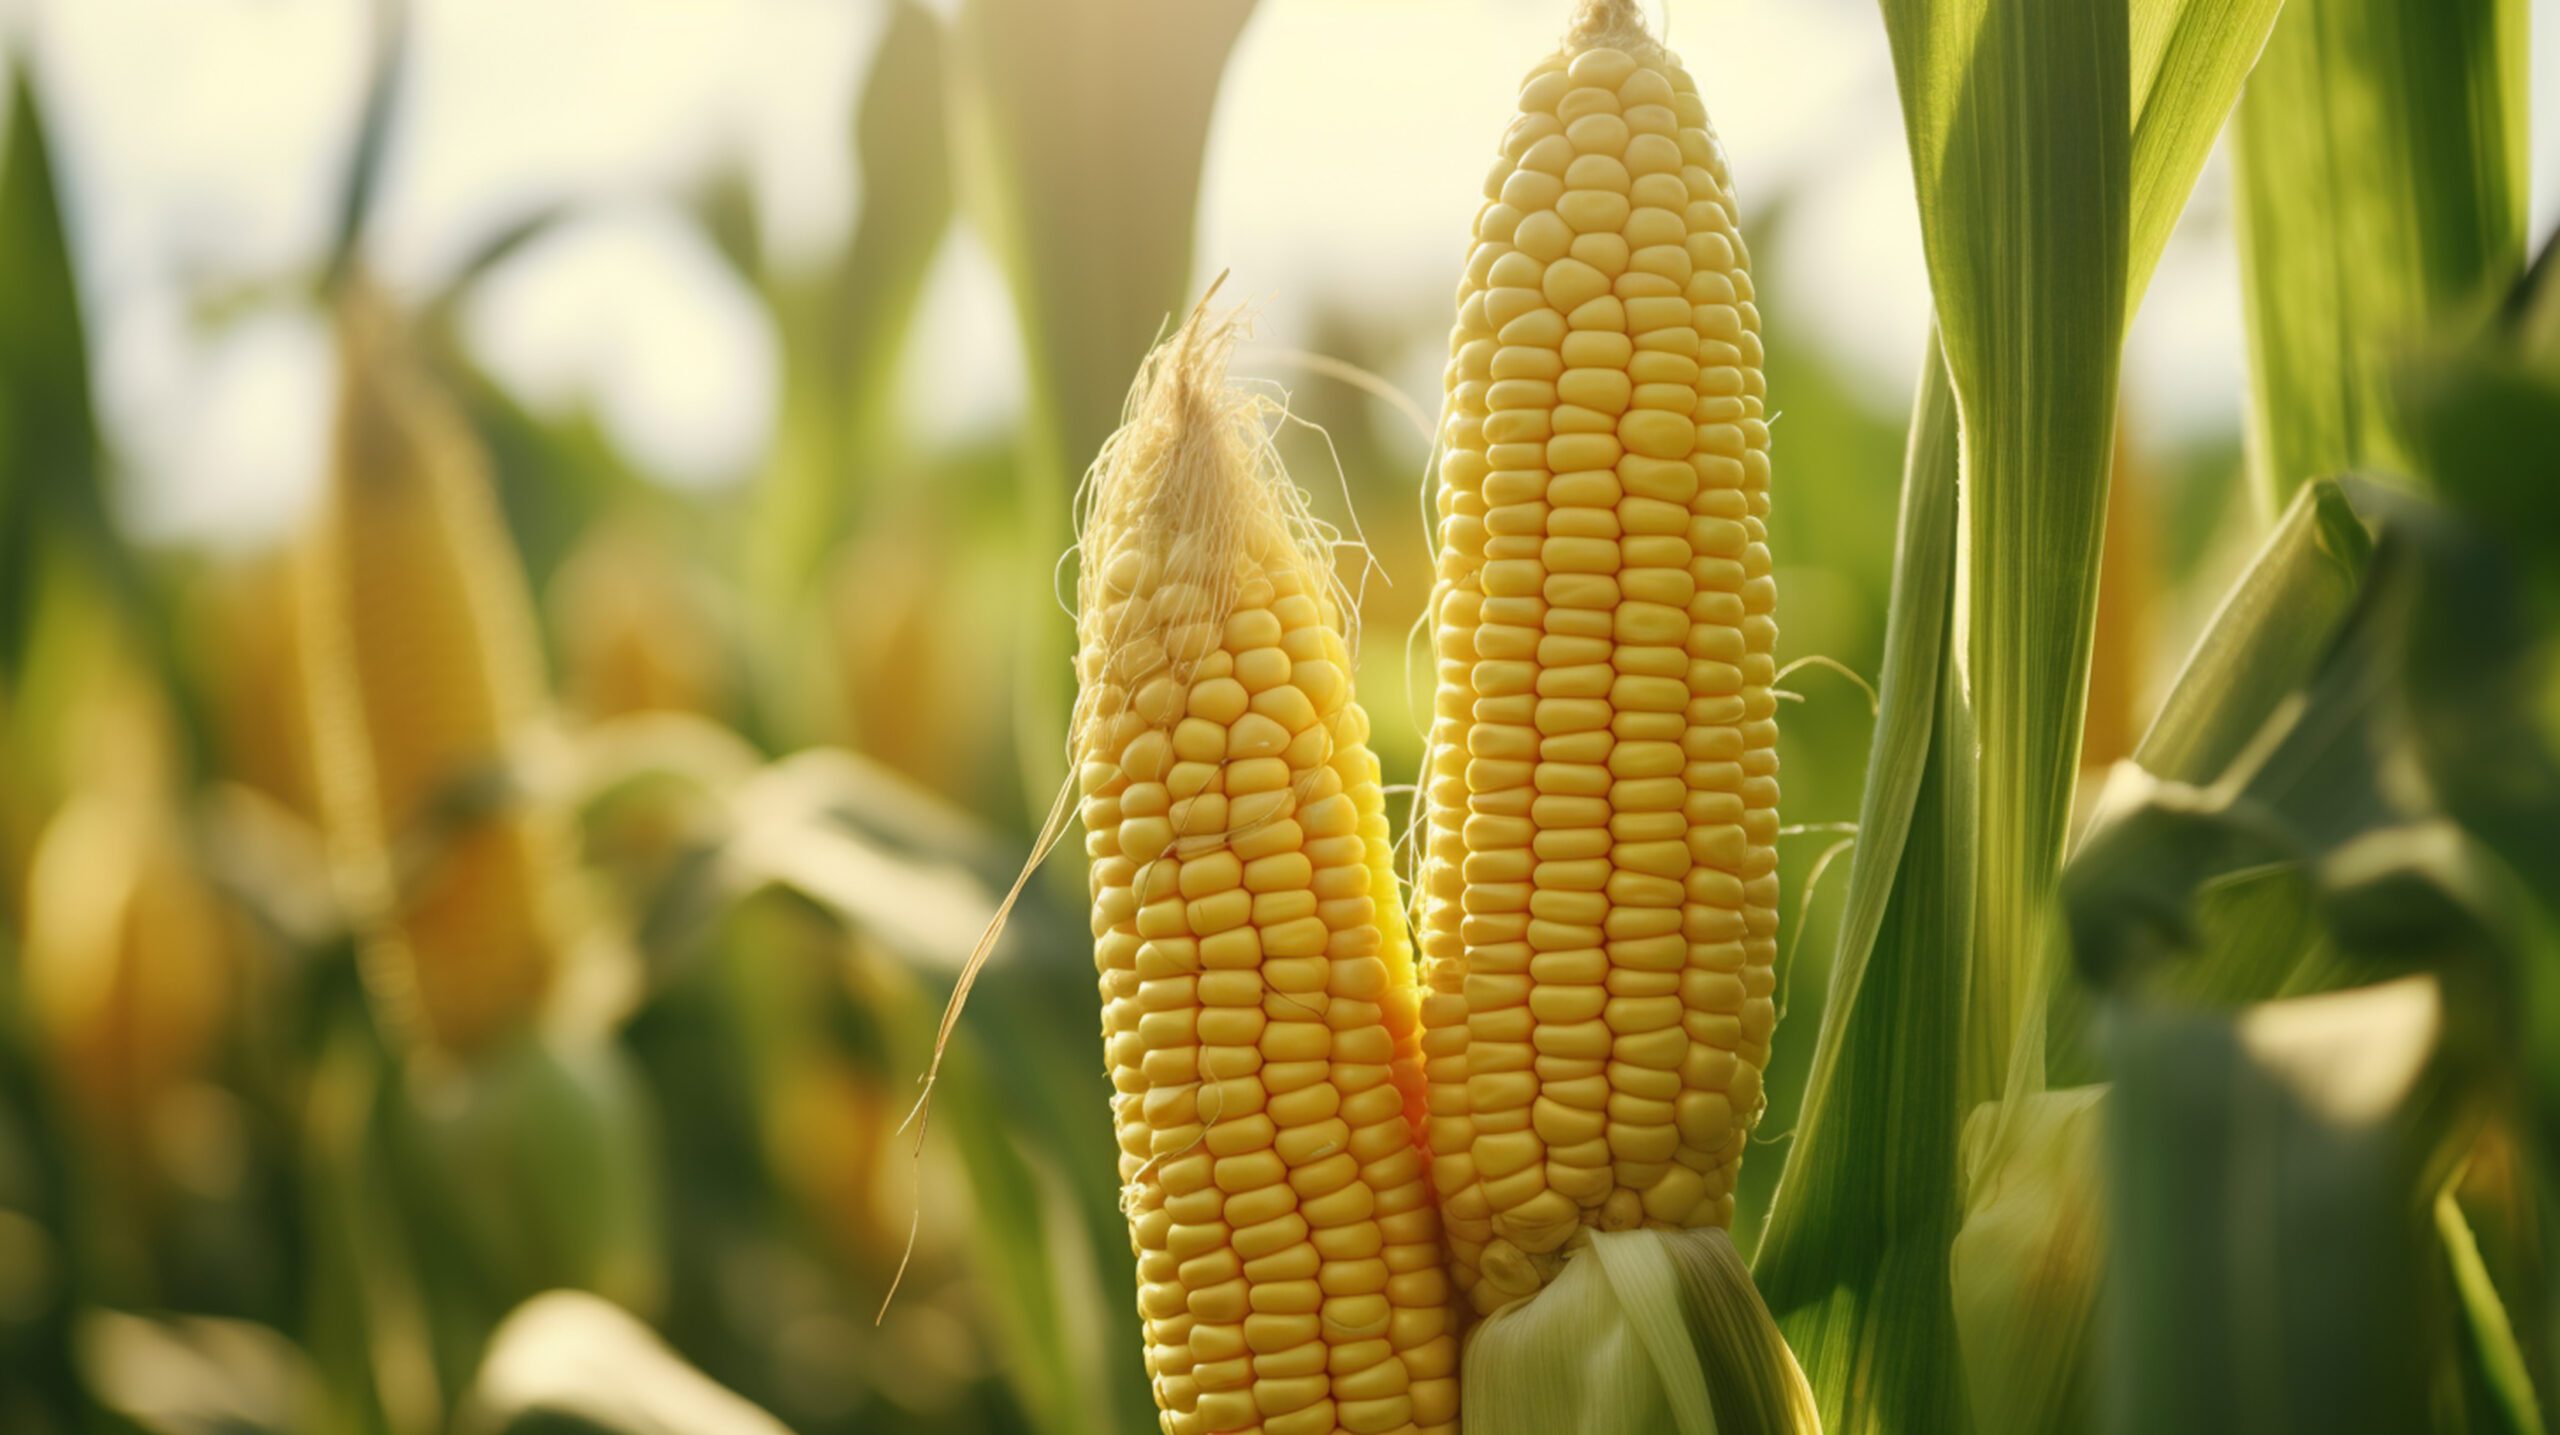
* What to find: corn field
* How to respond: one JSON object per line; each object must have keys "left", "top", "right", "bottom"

{"left": 1, "top": 1, "right": 2556, "bottom": 1433}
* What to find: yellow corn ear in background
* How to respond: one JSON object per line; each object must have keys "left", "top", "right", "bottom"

{"left": 301, "top": 286, "right": 566, "bottom": 1057}
{"left": 549, "top": 518, "right": 731, "bottom": 723}
{"left": 22, "top": 792, "right": 232, "bottom": 1150}
{"left": 1074, "top": 303, "right": 1461, "bottom": 1435}
{"left": 200, "top": 555, "right": 325, "bottom": 822}
{"left": 821, "top": 526, "right": 1001, "bottom": 801}
{"left": 1417, "top": 0, "right": 1779, "bottom": 1315}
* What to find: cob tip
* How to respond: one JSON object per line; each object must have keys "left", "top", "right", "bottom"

{"left": 1068, "top": 277, "right": 1358, "bottom": 756}
{"left": 1564, "top": 0, "right": 1662, "bottom": 54}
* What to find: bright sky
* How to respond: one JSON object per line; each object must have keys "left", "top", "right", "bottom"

{"left": 18, "top": 0, "right": 2560, "bottom": 549}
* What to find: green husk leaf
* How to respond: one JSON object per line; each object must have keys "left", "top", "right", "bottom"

{"left": 1950, "top": 1086, "right": 2109, "bottom": 1435}
{"left": 2232, "top": 0, "right": 2531, "bottom": 512}
{"left": 1465, "top": 1229, "right": 1818, "bottom": 1435}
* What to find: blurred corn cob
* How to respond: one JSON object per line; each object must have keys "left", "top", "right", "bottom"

{"left": 21, "top": 791, "right": 232, "bottom": 1158}
{"left": 823, "top": 521, "right": 1003, "bottom": 800}
{"left": 1071, "top": 301, "right": 1462, "bottom": 1435}
{"left": 198, "top": 555, "right": 324, "bottom": 822}
{"left": 299, "top": 285, "right": 566, "bottom": 1057}
{"left": 548, "top": 518, "right": 730, "bottom": 724}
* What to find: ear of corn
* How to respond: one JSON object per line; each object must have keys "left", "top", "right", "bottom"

{"left": 22, "top": 792, "right": 231, "bottom": 1151}
{"left": 549, "top": 518, "right": 729, "bottom": 723}
{"left": 301, "top": 285, "right": 564, "bottom": 1057}
{"left": 1073, "top": 301, "right": 1461, "bottom": 1435}
{"left": 1418, "top": 0, "right": 1778, "bottom": 1315}
{"left": 201, "top": 556, "right": 325, "bottom": 822}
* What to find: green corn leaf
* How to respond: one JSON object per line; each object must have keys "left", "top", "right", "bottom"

{"left": 928, "top": 1017, "right": 1126, "bottom": 1435}
{"left": 1754, "top": 3, "right": 2286, "bottom": 1429}
{"left": 694, "top": 748, "right": 1150, "bottom": 1435}
{"left": 2126, "top": 0, "right": 2291, "bottom": 303}
{"left": 2053, "top": 463, "right": 2560, "bottom": 1432}
{"left": 2137, "top": 480, "right": 2374, "bottom": 785}
{"left": 1753, "top": 350, "right": 1977, "bottom": 1434}
{"left": 323, "top": 0, "right": 408, "bottom": 293}
{"left": 833, "top": 0, "right": 953, "bottom": 451}
{"left": 2043, "top": 478, "right": 2378, "bottom": 1077}
{"left": 749, "top": 0, "right": 954, "bottom": 619}
{"left": 2056, "top": 522, "right": 2455, "bottom": 1003}
{"left": 379, "top": 1031, "right": 665, "bottom": 1399}
{"left": 949, "top": 0, "right": 1252, "bottom": 490}
{"left": 947, "top": 0, "right": 1253, "bottom": 809}
{"left": 0, "top": 66, "right": 102, "bottom": 682}
{"left": 2438, "top": 1189, "right": 2551, "bottom": 1435}
{"left": 2450, "top": 1107, "right": 2560, "bottom": 1431}
{"left": 2233, "top": 0, "right": 2531, "bottom": 513}
{"left": 2388, "top": 332, "right": 2560, "bottom": 909}
{"left": 2102, "top": 976, "right": 2474, "bottom": 1435}
{"left": 1880, "top": 0, "right": 2131, "bottom": 1110}
{"left": 2390, "top": 348, "right": 2560, "bottom": 1197}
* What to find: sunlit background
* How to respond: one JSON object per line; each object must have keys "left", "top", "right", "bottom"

{"left": 2, "top": 0, "right": 2558, "bottom": 1431}
{"left": 44, "top": 0, "right": 2560, "bottom": 528}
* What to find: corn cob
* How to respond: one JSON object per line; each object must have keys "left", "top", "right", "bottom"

{"left": 202, "top": 556, "right": 324, "bottom": 821}
{"left": 1417, "top": 0, "right": 1778, "bottom": 1314}
{"left": 22, "top": 792, "right": 230, "bottom": 1143}
{"left": 1075, "top": 301, "right": 1460, "bottom": 1434}
{"left": 550, "top": 518, "right": 728, "bottom": 722}
{"left": 301, "top": 286, "right": 564, "bottom": 1056}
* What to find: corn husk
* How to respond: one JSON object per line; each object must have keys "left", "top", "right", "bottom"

{"left": 1950, "top": 1086, "right": 2108, "bottom": 1434}
{"left": 1463, "top": 1227, "right": 1819, "bottom": 1435}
